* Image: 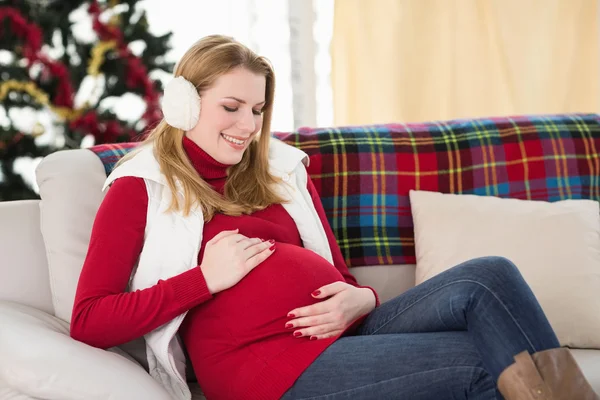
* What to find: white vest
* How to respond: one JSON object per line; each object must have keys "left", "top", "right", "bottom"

{"left": 102, "top": 138, "right": 334, "bottom": 400}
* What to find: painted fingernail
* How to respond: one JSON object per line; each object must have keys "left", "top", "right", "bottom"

{"left": 268, "top": 239, "right": 275, "bottom": 244}
{"left": 310, "top": 336, "right": 317, "bottom": 341}
{"left": 293, "top": 331, "right": 302, "bottom": 337}
{"left": 288, "top": 313, "right": 295, "bottom": 318}
{"left": 312, "top": 290, "right": 321, "bottom": 296}
{"left": 269, "top": 244, "right": 276, "bottom": 251}
{"left": 285, "top": 323, "right": 293, "bottom": 329}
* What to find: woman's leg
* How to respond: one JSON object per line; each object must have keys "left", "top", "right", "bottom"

{"left": 355, "top": 256, "right": 560, "bottom": 380}
{"left": 282, "top": 332, "right": 497, "bottom": 400}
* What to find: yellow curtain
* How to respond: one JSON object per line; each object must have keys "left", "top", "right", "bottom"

{"left": 331, "top": 0, "right": 600, "bottom": 125}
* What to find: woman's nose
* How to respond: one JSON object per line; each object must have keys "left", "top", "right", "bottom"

{"left": 237, "top": 109, "right": 256, "bottom": 133}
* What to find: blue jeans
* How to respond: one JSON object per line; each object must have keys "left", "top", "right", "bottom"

{"left": 281, "top": 256, "right": 560, "bottom": 400}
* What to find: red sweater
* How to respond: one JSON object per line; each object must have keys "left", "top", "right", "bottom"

{"left": 71, "top": 136, "right": 379, "bottom": 400}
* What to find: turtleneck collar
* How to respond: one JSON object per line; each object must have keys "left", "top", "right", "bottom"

{"left": 182, "top": 135, "right": 229, "bottom": 182}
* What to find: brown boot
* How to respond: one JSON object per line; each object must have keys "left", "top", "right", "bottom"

{"left": 497, "top": 348, "right": 599, "bottom": 400}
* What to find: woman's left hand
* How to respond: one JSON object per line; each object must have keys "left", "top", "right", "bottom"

{"left": 286, "top": 282, "right": 377, "bottom": 340}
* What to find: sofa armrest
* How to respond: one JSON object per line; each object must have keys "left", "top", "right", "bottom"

{"left": 0, "top": 301, "right": 172, "bottom": 400}
{"left": 0, "top": 200, "right": 54, "bottom": 314}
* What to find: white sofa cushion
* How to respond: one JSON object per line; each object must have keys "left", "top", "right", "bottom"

{"left": 352, "top": 264, "right": 416, "bottom": 303}
{"left": 0, "top": 200, "right": 53, "bottom": 315}
{"left": 35, "top": 149, "right": 108, "bottom": 323}
{"left": 410, "top": 190, "right": 600, "bottom": 349}
{"left": 0, "top": 378, "right": 36, "bottom": 400}
{"left": 0, "top": 300, "right": 172, "bottom": 400}
{"left": 571, "top": 349, "right": 600, "bottom": 393}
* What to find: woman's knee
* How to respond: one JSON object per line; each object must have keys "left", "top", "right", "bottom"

{"left": 455, "top": 256, "right": 524, "bottom": 285}
{"left": 477, "top": 256, "right": 520, "bottom": 274}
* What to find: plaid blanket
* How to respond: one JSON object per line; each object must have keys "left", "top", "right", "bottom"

{"left": 89, "top": 113, "right": 600, "bottom": 267}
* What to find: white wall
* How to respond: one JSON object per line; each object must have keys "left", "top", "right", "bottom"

{"left": 141, "top": 0, "right": 334, "bottom": 132}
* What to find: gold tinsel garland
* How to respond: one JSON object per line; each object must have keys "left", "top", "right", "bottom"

{"left": 0, "top": 80, "right": 82, "bottom": 121}
{"left": 2, "top": 20, "right": 120, "bottom": 123}
{"left": 87, "top": 40, "right": 117, "bottom": 76}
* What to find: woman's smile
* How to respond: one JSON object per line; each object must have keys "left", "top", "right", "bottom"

{"left": 221, "top": 132, "right": 249, "bottom": 150}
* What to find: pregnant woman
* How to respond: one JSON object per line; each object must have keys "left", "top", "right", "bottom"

{"left": 70, "top": 35, "right": 597, "bottom": 400}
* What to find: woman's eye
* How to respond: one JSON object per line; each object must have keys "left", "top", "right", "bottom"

{"left": 224, "top": 105, "right": 262, "bottom": 115}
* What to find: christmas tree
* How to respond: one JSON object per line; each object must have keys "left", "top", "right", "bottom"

{"left": 0, "top": 0, "right": 174, "bottom": 201}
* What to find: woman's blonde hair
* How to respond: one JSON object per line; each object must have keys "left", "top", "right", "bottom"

{"left": 117, "top": 35, "right": 287, "bottom": 221}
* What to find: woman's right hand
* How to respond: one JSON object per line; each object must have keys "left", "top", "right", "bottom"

{"left": 200, "top": 229, "right": 275, "bottom": 294}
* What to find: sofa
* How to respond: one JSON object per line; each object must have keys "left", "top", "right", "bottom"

{"left": 1, "top": 113, "right": 599, "bottom": 399}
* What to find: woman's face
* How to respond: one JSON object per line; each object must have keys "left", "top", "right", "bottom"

{"left": 186, "top": 67, "right": 266, "bottom": 165}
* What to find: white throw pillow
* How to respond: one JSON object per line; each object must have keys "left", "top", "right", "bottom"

{"left": 410, "top": 190, "right": 600, "bottom": 349}
{"left": 36, "top": 149, "right": 108, "bottom": 323}
{"left": 0, "top": 301, "right": 171, "bottom": 400}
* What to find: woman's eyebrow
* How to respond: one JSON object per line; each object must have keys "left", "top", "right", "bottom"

{"left": 224, "top": 96, "right": 266, "bottom": 105}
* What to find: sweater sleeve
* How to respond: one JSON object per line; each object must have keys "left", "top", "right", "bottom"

{"left": 70, "top": 176, "right": 213, "bottom": 349}
{"left": 306, "top": 175, "right": 380, "bottom": 307}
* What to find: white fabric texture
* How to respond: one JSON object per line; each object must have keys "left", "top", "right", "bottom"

{"left": 0, "top": 200, "right": 53, "bottom": 315}
{"left": 101, "top": 138, "right": 335, "bottom": 400}
{"left": 0, "top": 301, "right": 171, "bottom": 400}
{"left": 161, "top": 76, "right": 201, "bottom": 130}
{"left": 410, "top": 190, "right": 600, "bottom": 349}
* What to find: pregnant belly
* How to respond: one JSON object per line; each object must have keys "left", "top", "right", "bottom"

{"left": 181, "top": 243, "right": 346, "bottom": 387}
{"left": 200, "top": 243, "right": 344, "bottom": 350}
{"left": 216, "top": 242, "right": 344, "bottom": 318}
